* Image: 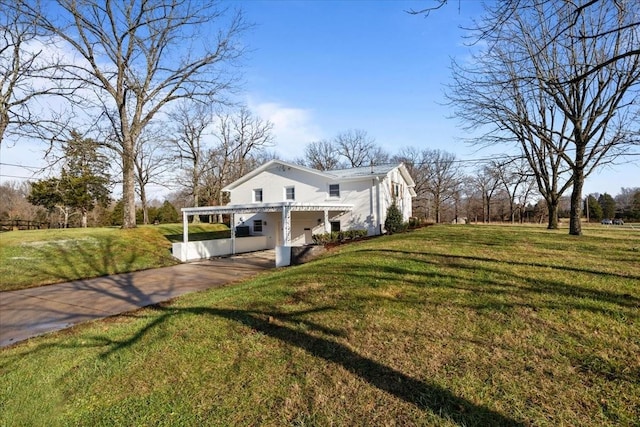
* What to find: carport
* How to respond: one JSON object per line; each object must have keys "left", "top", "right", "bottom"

{"left": 179, "top": 202, "right": 353, "bottom": 265}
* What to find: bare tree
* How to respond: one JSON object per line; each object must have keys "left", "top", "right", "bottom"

{"left": 473, "top": 164, "right": 501, "bottom": 223}
{"left": 0, "top": 180, "right": 45, "bottom": 222}
{"left": 392, "top": 146, "right": 432, "bottom": 219}
{"left": 168, "top": 101, "right": 213, "bottom": 222}
{"left": 18, "top": 0, "right": 247, "bottom": 228}
{"left": 492, "top": 158, "right": 536, "bottom": 223}
{"left": 216, "top": 106, "right": 274, "bottom": 180}
{"left": 134, "top": 126, "right": 172, "bottom": 224}
{"left": 334, "top": 129, "right": 379, "bottom": 167}
{"left": 0, "top": 0, "right": 77, "bottom": 145}
{"left": 411, "top": 0, "right": 640, "bottom": 82}
{"left": 449, "top": 0, "right": 640, "bottom": 234}
{"left": 423, "top": 149, "right": 462, "bottom": 223}
{"left": 303, "top": 140, "right": 343, "bottom": 170}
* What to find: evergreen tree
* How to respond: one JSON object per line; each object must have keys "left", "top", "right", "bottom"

{"left": 631, "top": 191, "right": 640, "bottom": 221}
{"left": 28, "top": 177, "right": 73, "bottom": 227}
{"left": 29, "top": 131, "right": 112, "bottom": 227}
{"left": 157, "top": 200, "right": 179, "bottom": 224}
{"left": 384, "top": 203, "right": 405, "bottom": 234}
{"left": 598, "top": 193, "right": 616, "bottom": 219}
{"left": 110, "top": 200, "right": 124, "bottom": 226}
{"left": 585, "top": 195, "right": 603, "bottom": 222}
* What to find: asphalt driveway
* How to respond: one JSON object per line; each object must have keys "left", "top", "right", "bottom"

{"left": 0, "top": 251, "right": 274, "bottom": 347}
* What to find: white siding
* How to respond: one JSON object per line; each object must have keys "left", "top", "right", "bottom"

{"left": 227, "top": 162, "right": 413, "bottom": 244}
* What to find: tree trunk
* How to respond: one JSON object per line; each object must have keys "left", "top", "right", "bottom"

{"left": 0, "top": 112, "right": 7, "bottom": 145}
{"left": 547, "top": 199, "right": 559, "bottom": 229}
{"left": 81, "top": 208, "right": 88, "bottom": 228}
{"left": 218, "top": 189, "right": 224, "bottom": 223}
{"left": 140, "top": 185, "right": 149, "bottom": 225}
{"left": 569, "top": 170, "right": 584, "bottom": 236}
{"left": 192, "top": 191, "right": 200, "bottom": 223}
{"left": 122, "top": 140, "right": 137, "bottom": 229}
{"left": 482, "top": 192, "right": 487, "bottom": 222}
{"left": 59, "top": 206, "right": 70, "bottom": 228}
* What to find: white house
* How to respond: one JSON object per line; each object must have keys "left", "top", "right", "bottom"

{"left": 174, "top": 160, "right": 416, "bottom": 264}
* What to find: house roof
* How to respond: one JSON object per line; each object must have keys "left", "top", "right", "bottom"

{"left": 325, "top": 164, "right": 397, "bottom": 179}
{"left": 222, "top": 159, "right": 416, "bottom": 195}
{"left": 326, "top": 163, "right": 416, "bottom": 191}
{"left": 222, "top": 160, "right": 327, "bottom": 191}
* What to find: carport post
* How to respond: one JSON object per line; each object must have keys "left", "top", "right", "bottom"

{"left": 324, "top": 209, "right": 330, "bottom": 233}
{"left": 231, "top": 213, "right": 236, "bottom": 255}
{"left": 282, "top": 205, "right": 291, "bottom": 245}
{"left": 182, "top": 210, "right": 189, "bottom": 262}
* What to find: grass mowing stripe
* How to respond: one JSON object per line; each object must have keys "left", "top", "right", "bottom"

{"left": 0, "top": 225, "right": 638, "bottom": 425}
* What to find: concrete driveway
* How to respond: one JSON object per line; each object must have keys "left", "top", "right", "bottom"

{"left": 0, "top": 251, "right": 274, "bottom": 347}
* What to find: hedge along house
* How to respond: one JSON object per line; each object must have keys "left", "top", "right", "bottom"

{"left": 174, "top": 160, "right": 416, "bottom": 265}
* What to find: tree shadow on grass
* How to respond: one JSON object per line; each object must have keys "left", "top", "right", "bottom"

{"left": 352, "top": 249, "right": 640, "bottom": 311}
{"left": 89, "top": 304, "right": 524, "bottom": 426}
{"left": 23, "top": 236, "right": 176, "bottom": 303}
{"left": 0, "top": 237, "right": 183, "bottom": 347}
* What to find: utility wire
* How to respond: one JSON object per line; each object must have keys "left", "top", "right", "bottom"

{"left": 0, "top": 162, "right": 44, "bottom": 170}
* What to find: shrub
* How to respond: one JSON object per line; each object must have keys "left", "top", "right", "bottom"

{"left": 312, "top": 229, "right": 368, "bottom": 245}
{"left": 384, "top": 203, "right": 406, "bottom": 234}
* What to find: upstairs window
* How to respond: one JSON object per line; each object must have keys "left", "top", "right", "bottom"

{"left": 329, "top": 184, "right": 340, "bottom": 198}
{"left": 285, "top": 186, "right": 295, "bottom": 201}
{"left": 393, "top": 183, "right": 401, "bottom": 198}
{"left": 253, "top": 188, "right": 263, "bottom": 203}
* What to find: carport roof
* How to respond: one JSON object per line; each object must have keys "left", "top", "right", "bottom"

{"left": 181, "top": 202, "right": 353, "bottom": 216}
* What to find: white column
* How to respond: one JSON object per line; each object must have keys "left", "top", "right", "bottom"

{"left": 182, "top": 210, "right": 188, "bottom": 262}
{"left": 324, "top": 209, "right": 330, "bottom": 233}
{"left": 376, "top": 177, "right": 382, "bottom": 234}
{"left": 282, "top": 206, "right": 291, "bottom": 245}
{"left": 231, "top": 213, "right": 236, "bottom": 255}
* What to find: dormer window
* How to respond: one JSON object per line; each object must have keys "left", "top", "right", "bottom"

{"left": 253, "top": 188, "right": 263, "bottom": 203}
{"left": 329, "top": 184, "right": 340, "bottom": 198}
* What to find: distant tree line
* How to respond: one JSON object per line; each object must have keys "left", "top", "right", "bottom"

{"left": 414, "top": 0, "right": 640, "bottom": 235}
{"left": 3, "top": 130, "right": 639, "bottom": 228}
{"left": 4, "top": 0, "right": 637, "bottom": 236}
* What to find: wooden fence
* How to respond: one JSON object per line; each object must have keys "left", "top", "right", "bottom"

{"left": 0, "top": 220, "right": 50, "bottom": 232}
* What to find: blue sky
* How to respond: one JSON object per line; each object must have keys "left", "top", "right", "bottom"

{"left": 1, "top": 0, "right": 637, "bottom": 198}
{"left": 239, "top": 0, "right": 477, "bottom": 155}
{"left": 234, "top": 0, "right": 638, "bottom": 196}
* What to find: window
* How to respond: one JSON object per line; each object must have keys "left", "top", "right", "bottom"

{"left": 329, "top": 184, "right": 340, "bottom": 198}
{"left": 393, "top": 183, "right": 401, "bottom": 198}
{"left": 253, "top": 219, "right": 263, "bottom": 233}
{"left": 253, "top": 188, "right": 263, "bottom": 203}
{"left": 330, "top": 221, "right": 341, "bottom": 232}
{"left": 285, "top": 186, "right": 295, "bottom": 201}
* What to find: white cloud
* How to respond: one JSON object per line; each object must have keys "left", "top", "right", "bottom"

{"left": 248, "top": 100, "right": 324, "bottom": 160}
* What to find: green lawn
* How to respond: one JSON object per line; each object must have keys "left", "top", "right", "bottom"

{"left": 1, "top": 225, "right": 639, "bottom": 426}
{"left": 0, "top": 223, "right": 229, "bottom": 291}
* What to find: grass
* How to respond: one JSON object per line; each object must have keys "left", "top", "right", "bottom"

{"left": 0, "top": 223, "right": 228, "bottom": 291}
{"left": 1, "top": 225, "right": 639, "bottom": 426}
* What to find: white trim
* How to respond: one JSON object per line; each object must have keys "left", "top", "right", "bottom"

{"left": 284, "top": 185, "right": 295, "bottom": 201}
{"left": 181, "top": 202, "right": 353, "bottom": 216}
{"left": 253, "top": 188, "right": 263, "bottom": 203}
